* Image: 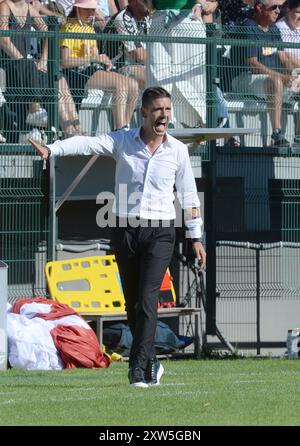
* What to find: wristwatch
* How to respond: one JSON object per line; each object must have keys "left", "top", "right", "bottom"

{"left": 46, "top": 146, "right": 51, "bottom": 158}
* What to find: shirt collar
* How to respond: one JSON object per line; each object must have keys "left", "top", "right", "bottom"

{"left": 134, "top": 127, "right": 173, "bottom": 148}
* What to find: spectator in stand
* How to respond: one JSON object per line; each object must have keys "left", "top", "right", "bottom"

{"left": 60, "top": 0, "right": 139, "bottom": 130}
{"left": 93, "top": 0, "right": 118, "bottom": 30}
{"left": 27, "top": 0, "right": 87, "bottom": 138}
{"left": 202, "top": 0, "right": 241, "bottom": 147}
{"left": 231, "top": 0, "right": 296, "bottom": 147}
{"left": 46, "top": 0, "right": 111, "bottom": 28}
{"left": 218, "top": 0, "right": 254, "bottom": 25}
{"left": 26, "top": 0, "right": 66, "bottom": 17}
{"left": 276, "top": 0, "right": 300, "bottom": 146}
{"left": 146, "top": 1, "right": 207, "bottom": 129}
{"left": 202, "top": 0, "right": 221, "bottom": 23}
{"left": 0, "top": 0, "right": 49, "bottom": 142}
{"left": 276, "top": 0, "right": 300, "bottom": 68}
{"left": 97, "top": 0, "right": 118, "bottom": 21}
{"left": 103, "top": 0, "right": 153, "bottom": 90}
{"left": 45, "top": 0, "right": 75, "bottom": 16}
{"left": 0, "top": 0, "right": 86, "bottom": 142}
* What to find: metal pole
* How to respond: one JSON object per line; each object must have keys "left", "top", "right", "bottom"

{"left": 204, "top": 24, "right": 218, "bottom": 335}
{"left": 256, "top": 247, "right": 261, "bottom": 355}
{"left": 48, "top": 17, "right": 60, "bottom": 261}
{"left": 0, "top": 261, "right": 8, "bottom": 370}
{"left": 47, "top": 17, "right": 60, "bottom": 138}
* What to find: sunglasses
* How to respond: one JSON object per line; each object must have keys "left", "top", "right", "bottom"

{"left": 262, "top": 4, "right": 282, "bottom": 11}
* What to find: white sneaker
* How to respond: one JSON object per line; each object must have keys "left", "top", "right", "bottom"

{"left": 146, "top": 360, "right": 164, "bottom": 386}
{"left": 26, "top": 108, "right": 48, "bottom": 127}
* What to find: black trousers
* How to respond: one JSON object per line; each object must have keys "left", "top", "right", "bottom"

{"left": 111, "top": 223, "right": 176, "bottom": 369}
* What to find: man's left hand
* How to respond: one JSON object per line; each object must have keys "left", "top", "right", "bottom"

{"left": 192, "top": 241, "right": 206, "bottom": 271}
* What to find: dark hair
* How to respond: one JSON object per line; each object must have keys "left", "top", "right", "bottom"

{"left": 129, "top": 0, "right": 153, "bottom": 6}
{"left": 142, "top": 87, "right": 171, "bottom": 108}
{"left": 68, "top": 7, "right": 77, "bottom": 18}
{"left": 287, "top": 0, "right": 300, "bottom": 9}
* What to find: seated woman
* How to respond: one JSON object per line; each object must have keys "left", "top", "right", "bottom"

{"left": 0, "top": 0, "right": 83, "bottom": 142}
{"left": 0, "top": 0, "right": 49, "bottom": 141}
{"left": 60, "top": 0, "right": 139, "bottom": 131}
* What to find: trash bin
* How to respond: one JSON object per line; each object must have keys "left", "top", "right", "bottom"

{"left": 287, "top": 328, "right": 300, "bottom": 359}
{"left": 0, "top": 261, "right": 7, "bottom": 370}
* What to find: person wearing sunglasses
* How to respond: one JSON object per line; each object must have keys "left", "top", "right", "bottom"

{"left": 231, "top": 0, "right": 297, "bottom": 148}
{"left": 275, "top": 0, "right": 300, "bottom": 147}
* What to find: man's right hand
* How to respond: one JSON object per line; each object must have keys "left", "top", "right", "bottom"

{"left": 28, "top": 138, "right": 49, "bottom": 160}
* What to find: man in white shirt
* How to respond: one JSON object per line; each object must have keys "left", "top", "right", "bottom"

{"left": 29, "top": 86, "right": 206, "bottom": 388}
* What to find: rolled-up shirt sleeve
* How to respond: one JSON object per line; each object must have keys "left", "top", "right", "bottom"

{"left": 175, "top": 145, "right": 203, "bottom": 240}
{"left": 47, "top": 134, "right": 118, "bottom": 159}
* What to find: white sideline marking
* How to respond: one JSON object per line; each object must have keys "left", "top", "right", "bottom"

{"left": 1, "top": 399, "right": 15, "bottom": 405}
{"left": 232, "top": 380, "right": 267, "bottom": 384}
{"left": 0, "top": 395, "right": 105, "bottom": 405}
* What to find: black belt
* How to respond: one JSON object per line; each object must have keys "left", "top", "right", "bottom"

{"left": 116, "top": 216, "right": 175, "bottom": 228}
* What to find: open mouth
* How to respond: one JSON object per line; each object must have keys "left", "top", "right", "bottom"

{"left": 154, "top": 120, "right": 167, "bottom": 134}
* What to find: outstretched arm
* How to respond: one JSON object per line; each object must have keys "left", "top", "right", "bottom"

{"left": 29, "top": 133, "right": 118, "bottom": 158}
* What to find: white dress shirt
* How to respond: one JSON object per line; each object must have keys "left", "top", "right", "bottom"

{"left": 48, "top": 127, "right": 203, "bottom": 239}
{"left": 276, "top": 18, "right": 300, "bottom": 60}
